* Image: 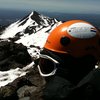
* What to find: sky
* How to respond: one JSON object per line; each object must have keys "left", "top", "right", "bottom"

{"left": 0, "top": 0, "right": 100, "bottom": 14}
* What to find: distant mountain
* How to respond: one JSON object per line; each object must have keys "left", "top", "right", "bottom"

{"left": 0, "top": 11, "right": 62, "bottom": 57}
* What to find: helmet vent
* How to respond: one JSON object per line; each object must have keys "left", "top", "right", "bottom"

{"left": 60, "top": 36, "right": 70, "bottom": 46}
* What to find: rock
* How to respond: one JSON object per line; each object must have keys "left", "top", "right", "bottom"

{"left": 0, "top": 85, "right": 18, "bottom": 100}
{"left": 19, "top": 97, "right": 30, "bottom": 100}
{"left": 0, "top": 41, "right": 32, "bottom": 71}
{"left": 17, "top": 85, "right": 37, "bottom": 99}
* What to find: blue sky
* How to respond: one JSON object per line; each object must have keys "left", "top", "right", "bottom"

{"left": 0, "top": 0, "right": 100, "bottom": 14}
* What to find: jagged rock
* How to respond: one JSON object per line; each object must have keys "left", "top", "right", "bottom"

{"left": 0, "top": 41, "right": 32, "bottom": 71}
{"left": 19, "top": 67, "right": 46, "bottom": 100}
{"left": 0, "top": 85, "right": 18, "bottom": 100}
{"left": 17, "top": 85, "right": 37, "bottom": 99}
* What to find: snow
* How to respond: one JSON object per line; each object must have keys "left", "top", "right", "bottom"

{"left": 0, "top": 18, "right": 34, "bottom": 39}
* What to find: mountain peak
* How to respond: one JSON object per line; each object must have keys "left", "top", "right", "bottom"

{"left": 0, "top": 11, "right": 62, "bottom": 40}
{"left": 33, "top": 11, "right": 40, "bottom": 16}
{"left": 29, "top": 11, "right": 39, "bottom": 17}
{"left": 31, "top": 11, "right": 40, "bottom": 18}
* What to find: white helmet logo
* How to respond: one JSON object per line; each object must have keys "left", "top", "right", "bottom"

{"left": 67, "top": 22, "right": 96, "bottom": 39}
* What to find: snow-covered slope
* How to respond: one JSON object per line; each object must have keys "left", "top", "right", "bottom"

{"left": 0, "top": 11, "right": 62, "bottom": 87}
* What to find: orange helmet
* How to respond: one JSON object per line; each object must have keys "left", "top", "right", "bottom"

{"left": 44, "top": 20, "right": 100, "bottom": 59}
